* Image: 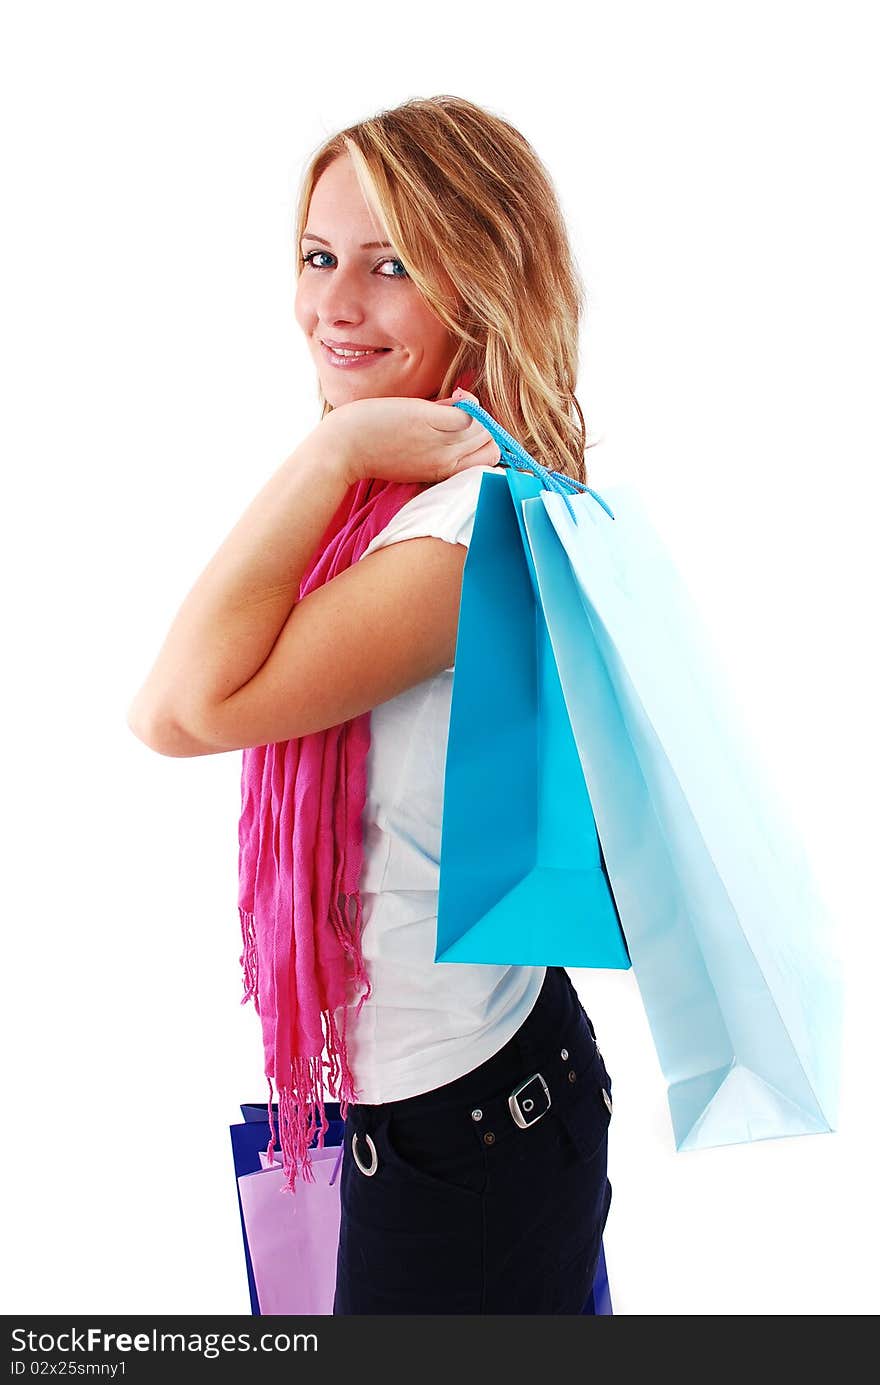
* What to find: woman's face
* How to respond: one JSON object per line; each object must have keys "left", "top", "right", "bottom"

{"left": 295, "top": 154, "right": 458, "bottom": 406}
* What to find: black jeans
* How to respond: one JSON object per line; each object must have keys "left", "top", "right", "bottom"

{"left": 332, "top": 966, "right": 613, "bottom": 1314}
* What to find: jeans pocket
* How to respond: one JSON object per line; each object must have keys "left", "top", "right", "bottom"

{"left": 555, "top": 1073, "right": 613, "bottom": 1168}
{"left": 380, "top": 1112, "right": 487, "bottom": 1199}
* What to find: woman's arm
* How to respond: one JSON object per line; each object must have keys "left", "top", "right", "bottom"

{"left": 126, "top": 413, "right": 474, "bottom": 758}
{"left": 127, "top": 423, "right": 351, "bottom": 744}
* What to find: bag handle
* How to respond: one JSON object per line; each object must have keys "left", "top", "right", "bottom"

{"left": 452, "top": 398, "right": 615, "bottom": 521}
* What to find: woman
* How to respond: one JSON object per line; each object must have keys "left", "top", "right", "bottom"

{"left": 128, "top": 94, "right": 613, "bottom": 1315}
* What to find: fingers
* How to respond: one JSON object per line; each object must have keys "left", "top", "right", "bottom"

{"left": 456, "top": 434, "right": 502, "bottom": 470}
{"left": 455, "top": 408, "right": 500, "bottom": 464}
{"left": 431, "top": 386, "right": 481, "bottom": 423}
{"left": 429, "top": 405, "right": 495, "bottom": 453}
{"left": 435, "top": 387, "right": 480, "bottom": 407}
{"left": 429, "top": 387, "right": 501, "bottom": 467}
{"left": 453, "top": 387, "right": 479, "bottom": 404}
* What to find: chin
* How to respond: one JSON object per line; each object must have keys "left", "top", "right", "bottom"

{"left": 321, "top": 378, "right": 402, "bottom": 406}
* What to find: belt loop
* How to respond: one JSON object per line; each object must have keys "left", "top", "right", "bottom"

{"left": 351, "top": 1129, "right": 379, "bottom": 1176}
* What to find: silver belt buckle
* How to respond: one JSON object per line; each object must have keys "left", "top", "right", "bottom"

{"left": 508, "top": 1072, "right": 551, "bottom": 1129}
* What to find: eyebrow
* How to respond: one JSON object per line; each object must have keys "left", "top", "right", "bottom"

{"left": 301, "top": 231, "right": 393, "bottom": 250}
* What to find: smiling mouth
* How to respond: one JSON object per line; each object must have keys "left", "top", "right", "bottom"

{"left": 321, "top": 342, "right": 392, "bottom": 358}
{"left": 319, "top": 341, "right": 394, "bottom": 370}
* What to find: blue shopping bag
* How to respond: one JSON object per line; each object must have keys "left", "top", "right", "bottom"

{"left": 584, "top": 1239, "right": 613, "bottom": 1316}
{"left": 436, "top": 463, "right": 629, "bottom": 968}
{"left": 443, "top": 400, "right": 842, "bottom": 1151}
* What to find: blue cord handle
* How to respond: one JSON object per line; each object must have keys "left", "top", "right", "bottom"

{"left": 452, "top": 398, "right": 615, "bottom": 521}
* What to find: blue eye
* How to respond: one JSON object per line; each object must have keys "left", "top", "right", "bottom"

{"left": 377, "top": 257, "right": 408, "bottom": 278}
{"left": 301, "top": 250, "right": 334, "bottom": 269}
{"left": 299, "top": 249, "right": 408, "bottom": 279}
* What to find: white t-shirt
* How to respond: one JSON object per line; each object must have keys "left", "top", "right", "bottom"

{"left": 331, "top": 464, "right": 546, "bottom": 1105}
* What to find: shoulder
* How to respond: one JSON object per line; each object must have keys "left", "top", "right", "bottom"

{"left": 360, "top": 465, "right": 503, "bottom": 560}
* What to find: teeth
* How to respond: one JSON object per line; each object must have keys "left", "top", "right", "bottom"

{"left": 327, "top": 345, "right": 380, "bottom": 357}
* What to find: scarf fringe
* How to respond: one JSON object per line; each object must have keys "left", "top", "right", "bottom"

{"left": 263, "top": 1018, "right": 361, "bottom": 1197}
{"left": 238, "top": 907, "right": 259, "bottom": 1012}
{"left": 264, "top": 1057, "right": 327, "bottom": 1191}
{"left": 330, "top": 886, "right": 373, "bottom": 1016}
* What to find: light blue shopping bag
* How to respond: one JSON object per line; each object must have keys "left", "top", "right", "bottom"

{"left": 435, "top": 462, "right": 629, "bottom": 968}
{"left": 526, "top": 485, "right": 843, "bottom": 1148}
{"left": 444, "top": 400, "right": 842, "bottom": 1150}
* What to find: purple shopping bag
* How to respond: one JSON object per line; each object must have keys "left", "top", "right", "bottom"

{"left": 238, "top": 1148, "right": 344, "bottom": 1315}
{"left": 230, "top": 1101, "right": 344, "bottom": 1316}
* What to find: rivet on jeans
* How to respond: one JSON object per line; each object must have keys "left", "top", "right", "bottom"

{"left": 483, "top": 1131, "right": 496, "bottom": 1145}
{"left": 471, "top": 1108, "right": 483, "bottom": 1121}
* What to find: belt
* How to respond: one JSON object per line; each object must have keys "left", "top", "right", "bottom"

{"left": 468, "top": 1038, "right": 610, "bottom": 1149}
{"left": 351, "top": 1039, "right": 609, "bottom": 1176}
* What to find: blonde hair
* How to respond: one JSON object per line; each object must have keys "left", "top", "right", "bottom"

{"left": 295, "top": 95, "right": 595, "bottom": 484}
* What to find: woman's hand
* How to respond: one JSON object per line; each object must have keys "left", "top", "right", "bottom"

{"left": 322, "top": 387, "right": 502, "bottom": 486}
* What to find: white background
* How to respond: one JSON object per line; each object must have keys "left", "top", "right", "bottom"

{"left": 2, "top": 0, "right": 877, "bottom": 1316}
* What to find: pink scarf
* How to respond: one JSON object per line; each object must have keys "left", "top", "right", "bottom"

{"left": 237, "top": 473, "right": 429, "bottom": 1192}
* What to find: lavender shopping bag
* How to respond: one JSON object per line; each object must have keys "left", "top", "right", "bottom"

{"left": 230, "top": 1102, "right": 344, "bottom": 1316}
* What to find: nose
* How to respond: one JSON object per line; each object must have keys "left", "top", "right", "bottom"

{"left": 315, "top": 261, "right": 367, "bottom": 328}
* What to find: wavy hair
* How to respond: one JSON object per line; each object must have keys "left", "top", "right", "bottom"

{"left": 294, "top": 95, "right": 595, "bottom": 484}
